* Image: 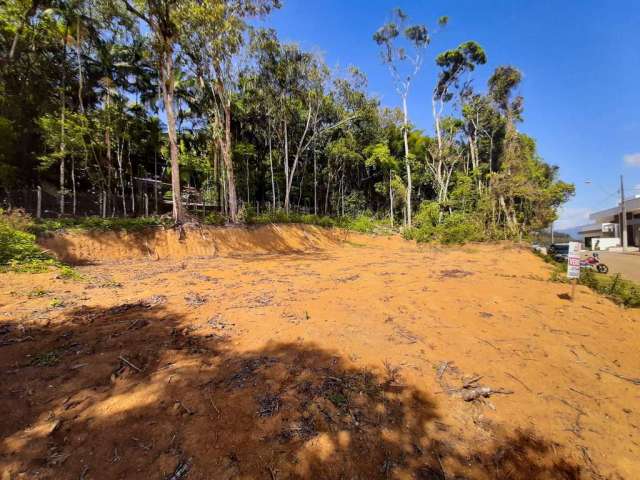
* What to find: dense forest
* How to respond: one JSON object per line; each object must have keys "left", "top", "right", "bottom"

{"left": 0, "top": 0, "right": 573, "bottom": 240}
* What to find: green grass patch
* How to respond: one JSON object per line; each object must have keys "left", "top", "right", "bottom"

{"left": 542, "top": 251, "right": 640, "bottom": 308}
{"left": 1, "top": 212, "right": 56, "bottom": 272}
{"left": 28, "top": 215, "right": 171, "bottom": 236}
{"left": 0, "top": 209, "right": 84, "bottom": 276}
{"left": 28, "top": 288, "right": 50, "bottom": 298}
{"left": 578, "top": 269, "right": 640, "bottom": 308}
{"left": 30, "top": 349, "right": 62, "bottom": 367}
{"left": 247, "top": 209, "right": 393, "bottom": 234}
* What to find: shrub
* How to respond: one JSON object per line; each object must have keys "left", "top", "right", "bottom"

{"left": 413, "top": 201, "right": 440, "bottom": 229}
{"left": 342, "top": 191, "right": 367, "bottom": 217}
{"left": 237, "top": 204, "right": 257, "bottom": 224}
{"left": 0, "top": 214, "right": 54, "bottom": 272}
{"left": 579, "top": 269, "right": 640, "bottom": 308}
{"left": 28, "top": 216, "right": 170, "bottom": 235}
{"left": 438, "top": 212, "right": 484, "bottom": 244}
{"left": 346, "top": 214, "right": 376, "bottom": 233}
{"left": 405, "top": 204, "right": 484, "bottom": 245}
{"left": 202, "top": 212, "right": 226, "bottom": 226}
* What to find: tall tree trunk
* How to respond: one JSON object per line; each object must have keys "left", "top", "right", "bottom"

{"left": 313, "top": 138, "right": 317, "bottom": 215}
{"left": 76, "top": 15, "right": 84, "bottom": 114}
{"left": 268, "top": 122, "right": 276, "bottom": 211}
{"left": 159, "top": 43, "right": 184, "bottom": 224}
{"left": 218, "top": 98, "right": 238, "bottom": 222}
{"left": 402, "top": 95, "right": 412, "bottom": 226}
{"left": 117, "top": 141, "right": 127, "bottom": 216}
{"left": 389, "top": 177, "right": 394, "bottom": 227}
{"left": 59, "top": 25, "right": 68, "bottom": 215}
{"left": 324, "top": 172, "right": 332, "bottom": 215}
{"left": 283, "top": 116, "right": 290, "bottom": 213}
{"left": 128, "top": 140, "right": 135, "bottom": 214}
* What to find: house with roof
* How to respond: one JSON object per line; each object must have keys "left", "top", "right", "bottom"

{"left": 578, "top": 196, "right": 640, "bottom": 250}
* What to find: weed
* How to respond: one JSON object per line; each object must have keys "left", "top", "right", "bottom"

{"left": 30, "top": 350, "right": 62, "bottom": 366}
{"left": 50, "top": 298, "right": 65, "bottom": 308}
{"left": 542, "top": 251, "right": 640, "bottom": 308}
{"left": 28, "top": 216, "right": 172, "bottom": 236}
{"left": 28, "top": 288, "right": 49, "bottom": 298}
{"left": 57, "top": 265, "right": 82, "bottom": 280}
{"left": 327, "top": 392, "right": 347, "bottom": 408}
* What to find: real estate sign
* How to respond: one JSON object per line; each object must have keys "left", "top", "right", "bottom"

{"left": 567, "top": 241, "right": 581, "bottom": 279}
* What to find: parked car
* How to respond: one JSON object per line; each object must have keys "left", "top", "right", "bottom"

{"left": 548, "top": 243, "right": 570, "bottom": 262}
{"left": 531, "top": 243, "right": 547, "bottom": 255}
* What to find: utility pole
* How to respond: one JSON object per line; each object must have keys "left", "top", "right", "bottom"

{"left": 550, "top": 221, "right": 554, "bottom": 244}
{"left": 620, "top": 174, "right": 628, "bottom": 250}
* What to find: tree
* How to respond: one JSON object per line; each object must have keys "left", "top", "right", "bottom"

{"left": 374, "top": 9, "right": 444, "bottom": 226}
{"left": 366, "top": 142, "right": 399, "bottom": 224}
{"left": 117, "top": 0, "right": 191, "bottom": 223}
{"left": 428, "top": 41, "right": 486, "bottom": 215}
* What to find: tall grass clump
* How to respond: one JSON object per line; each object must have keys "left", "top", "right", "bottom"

{"left": 0, "top": 210, "right": 56, "bottom": 272}
{"left": 403, "top": 201, "right": 484, "bottom": 244}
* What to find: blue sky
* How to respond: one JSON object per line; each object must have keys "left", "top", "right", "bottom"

{"left": 257, "top": 0, "right": 640, "bottom": 230}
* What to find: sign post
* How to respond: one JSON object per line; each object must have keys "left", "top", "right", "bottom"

{"left": 566, "top": 241, "right": 581, "bottom": 301}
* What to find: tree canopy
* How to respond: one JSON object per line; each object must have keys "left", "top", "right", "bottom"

{"left": 0, "top": 2, "right": 573, "bottom": 239}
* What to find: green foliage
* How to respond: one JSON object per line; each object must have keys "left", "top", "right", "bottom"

{"left": 28, "top": 216, "right": 171, "bottom": 235}
{"left": 542, "top": 252, "right": 640, "bottom": 308}
{"left": 438, "top": 212, "right": 484, "bottom": 244}
{"left": 405, "top": 201, "right": 484, "bottom": 244}
{"left": 579, "top": 270, "right": 640, "bottom": 308}
{"left": 342, "top": 191, "right": 367, "bottom": 217}
{"left": 31, "top": 349, "right": 62, "bottom": 367}
{"left": 202, "top": 212, "right": 227, "bottom": 226}
{"left": 238, "top": 204, "right": 257, "bottom": 223}
{"left": 413, "top": 201, "right": 440, "bottom": 229}
{"left": 346, "top": 214, "right": 376, "bottom": 233}
{"left": 1, "top": 0, "right": 574, "bottom": 242}
{"left": 57, "top": 265, "right": 82, "bottom": 280}
{"left": 0, "top": 212, "right": 53, "bottom": 271}
{"left": 250, "top": 210, "right": 338, "bottom": 228}
{"left": 248, "top": 209, "right": 391, "bottom": 234}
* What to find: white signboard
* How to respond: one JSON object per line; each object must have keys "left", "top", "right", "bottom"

{"left": 566, "top": 241, "right": 581, "bottom": 279}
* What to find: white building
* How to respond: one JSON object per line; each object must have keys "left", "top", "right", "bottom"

{"left": 578, "top": 197, "right": 640, "bottom": 250}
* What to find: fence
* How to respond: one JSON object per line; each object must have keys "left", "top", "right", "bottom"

{"left": 1, "top": 185, "right": 322, "bottom": 220}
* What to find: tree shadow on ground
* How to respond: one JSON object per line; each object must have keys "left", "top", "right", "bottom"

{"left": 0, "top": 299, "right": 582, "bottom": 479}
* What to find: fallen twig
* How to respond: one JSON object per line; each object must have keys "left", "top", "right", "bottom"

{"left": 599, "top": 368, "right": 640, "bottom": 385}
{"left": 119, "top": 355, "right": 142, "bottom": 372}
{"left": 436, "top": 361, "right": 450, "bottom": 379}
{"left": 463, "top": 375, "right": 483, "bottom": 388}
{"left": 505, "top": 372, "right": 532, "bottom": 393}
{"left": 176, "top": 400, "right": 193, "bottom": 415}
{"left": 208, "top": 395, "right": 221, "bottom": 416}
{"left": 167, "top": 458, "right": 192, "bottom": 480}
{"left": 462, "top": 387, "right": 513, "bottom": 402}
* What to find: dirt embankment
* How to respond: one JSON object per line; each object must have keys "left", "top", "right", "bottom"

{"left": 37, "top": 224, "right": 355, "bottom": 264}
{"left": 2, "top": 226, "right": 639, "bottom": 479}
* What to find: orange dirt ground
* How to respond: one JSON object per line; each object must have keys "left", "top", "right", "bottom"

{"left": 1, "top": 225, "right": 639, "bottom": 479}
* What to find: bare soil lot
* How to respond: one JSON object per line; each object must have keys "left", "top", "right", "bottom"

{"left": 1, "top": 225, "right": 639, "bottom": 479}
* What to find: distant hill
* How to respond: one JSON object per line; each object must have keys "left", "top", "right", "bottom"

{"left": 534, "top": 228, "right": 579, "bottom": 245}
{"left": 556, "top": 226, "right": 582, "bottom": 241}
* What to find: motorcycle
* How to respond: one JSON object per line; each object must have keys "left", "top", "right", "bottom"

{"left": 580, "top": 253, "right": 609, "bottom": 274}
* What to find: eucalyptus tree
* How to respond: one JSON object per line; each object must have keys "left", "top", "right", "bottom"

{"left": 178, "top": 1, "right": 280, "bottom": 222}
{"left": 432, "top": 41, "right": 485, "bottom": 157}
{"left": 374, "top": 9, "right": 444, "bottom": 226}
{"left": 428, "top": 41, "right": 486, "bottom": 212}
{"left": 485, "top": 66, "right": 525, "bottom": 234}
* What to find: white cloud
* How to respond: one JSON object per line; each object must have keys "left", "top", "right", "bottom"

{"left": 623, "top": 152, "right": 640, "bottom": 166}
{"left": 555, "top": 207, "right": 592, "bottom": 230}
